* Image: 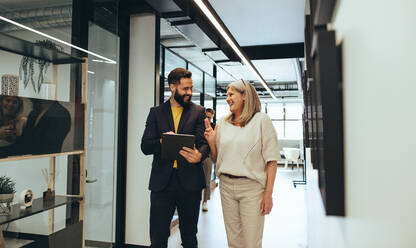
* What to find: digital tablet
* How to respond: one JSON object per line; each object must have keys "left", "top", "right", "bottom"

{"left": 161, "top": 133, "right": 195, "bottom": 161}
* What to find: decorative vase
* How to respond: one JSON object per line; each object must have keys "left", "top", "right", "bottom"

{"left": 43, "top": 188, "right": 55, "bottom": 201}
{"left": 0, "top": 193, "right": 14, "bottom": 203}
{"left": 1, "top": 74, "right": 19, "bottom": 96}
{"left": 0, "top": 193, "right": 14, "bottom": 216}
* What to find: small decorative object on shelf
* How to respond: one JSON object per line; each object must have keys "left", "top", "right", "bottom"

{"left": 1, "top": 74, "right": 19, "bottom": 96}
{"left": 19, "top": 40, "right": 63, "bottom": 93}
{"left": 41, "top": 168, "right": 56, "bottom": 201}
{"left": 0, "top": 175, "right": 16, "bottom": 215}
{"left": 43, "top": 188, "right": 55, "bottom": 201}
{"left": 19, "top": 189, "right": 33, "bottom": 209}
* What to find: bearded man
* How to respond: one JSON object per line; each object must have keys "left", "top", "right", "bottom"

{"left": 141, "top": 67, "right": 209, "bottom": 248}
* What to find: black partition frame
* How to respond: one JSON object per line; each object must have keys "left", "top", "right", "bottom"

{"left": 160, "top": 45, "right": 217, "bottom": 110}
{"left": 71, "top": 0, "right": 127, "bottom": 247}
{"left": 312, "top": 0, "right": 338, "bottom": 26}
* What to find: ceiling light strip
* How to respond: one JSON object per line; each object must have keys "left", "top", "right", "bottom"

{"left": 193, "top": 0, "right": 277, "bottom": 100}
{"left": 0, "top": 15, "right": 117, "bottom": 64}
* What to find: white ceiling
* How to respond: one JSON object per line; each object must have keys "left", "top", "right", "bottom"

{"left": 208, "top": 0, "right": 306, "bottom": 46}
{"left": 206, "top": 0, "right": 305, "bottom": 99}
{"left": 216, "top": 59, "right": 298, "bottom": 83}
{"left": 253, "top": 59, "right": 298, "bottom": 82}
{"left": 158, "top": 0, "right": 307, "bottom": 99}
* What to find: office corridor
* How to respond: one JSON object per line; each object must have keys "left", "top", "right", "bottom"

{"left": 168, "top": 167, "right": 307, "bottom": 248}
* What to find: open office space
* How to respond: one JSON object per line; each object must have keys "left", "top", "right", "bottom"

{"left": 0, "top": 0, "right": 414, "bottom": 247}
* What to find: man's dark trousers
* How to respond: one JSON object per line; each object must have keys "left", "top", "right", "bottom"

{"left": 150, "top": 169, "right": 201, "bottom": 248}
{"left": 141, "top": 101, "right": 209, "bottom": 248}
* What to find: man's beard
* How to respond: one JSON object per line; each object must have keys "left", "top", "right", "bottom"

{"left": 174, "top": 90, "right": 192, "bottom": 107}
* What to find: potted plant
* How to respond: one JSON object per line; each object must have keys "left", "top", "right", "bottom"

{"left": 19, "top": 40, "right": 63, "bottom": 93}
{"left": 0, "top": 175, "right": 16, "bottom": 203}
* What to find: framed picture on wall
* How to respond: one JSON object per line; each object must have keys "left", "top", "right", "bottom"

{"left": 310, "top": 29, "right": 345, "bottom": 216}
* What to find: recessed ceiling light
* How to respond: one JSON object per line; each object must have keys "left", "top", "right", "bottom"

{"left": 92, "top": 59, "right": 117, "bottom": 64}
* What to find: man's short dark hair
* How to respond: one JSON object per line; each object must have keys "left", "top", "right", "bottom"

{"left": 168, "top": 68, "right": 192, "bottom": 85}
{"left": 206, "top": 108, "right": 215, "bottom": 114}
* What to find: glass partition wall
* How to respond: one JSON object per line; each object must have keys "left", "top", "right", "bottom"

{"left": 0, "top": 1, "right": 120, "bottom": 247}
{"left": 266, "top": 102, "right": 304, "bottom": 140}
{"left": 161, "top": 46, "right": 217, "bottom": 109}
{"left": 85, "top": 22, "right": 119, "bottom": 245}
{"left": 187, "top": 64, "right": 203, "bottom": 105}
{"left": 162, "top": 48, "right": 187, "bottom": 102}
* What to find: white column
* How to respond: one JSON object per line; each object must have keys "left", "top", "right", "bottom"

{"left": 125, "top": 13, "right": 157, "bottom": 246}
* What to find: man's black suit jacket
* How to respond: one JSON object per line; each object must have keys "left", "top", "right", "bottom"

{"left": 141, "top": 100, "right": 209, "bottom": 192}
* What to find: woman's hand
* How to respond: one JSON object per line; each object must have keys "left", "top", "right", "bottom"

{"left": 204, "top": 118, "right": 217, "bottom": 145}
{"left": 260, "top": 191, "right": 273, "bottom": 215}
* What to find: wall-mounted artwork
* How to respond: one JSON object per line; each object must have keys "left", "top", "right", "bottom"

{"left": 1, "top": 75, "right": 19, "bottom": 96}
{"left": 307, "top": 29, "right": 344, "bottom": 216}
{"left": 304, "top": 0, "right": 344, "bottom": 217}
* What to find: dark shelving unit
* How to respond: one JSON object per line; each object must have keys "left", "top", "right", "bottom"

{"left": 0, "top": 32, "right": 85, "bottom": 64}
{"left": 0, "top": 196, "right": 82, "bottom": 225}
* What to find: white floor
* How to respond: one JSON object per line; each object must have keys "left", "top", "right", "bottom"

{"left": 168, "top": 166, "right": 308, "bottom": 248}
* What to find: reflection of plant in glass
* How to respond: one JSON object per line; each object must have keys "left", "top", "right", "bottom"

{"left": 19, "top": 40, "right": 63, "bottom": 93}
{"left": 0, "top": 176, "right": 16, "bottom": 194}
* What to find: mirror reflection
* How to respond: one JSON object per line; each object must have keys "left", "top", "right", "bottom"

{"left": 0, "top": 94, "right": 83, "bottom": 158}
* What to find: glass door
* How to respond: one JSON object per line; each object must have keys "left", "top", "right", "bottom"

{"left": 85, "top": 23, "right": 119, "bottom": 246}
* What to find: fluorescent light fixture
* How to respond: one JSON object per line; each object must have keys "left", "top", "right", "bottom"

{"left": 92, "top": 59, "right": 117, "bottom": 64}
{"left": 193, "top": 0, "right": 277, "bottom": 100}
{"left": 0, "top": 15, "right": 117, "bottom": 64}
{"left": 87, "top": 71, "right": 95, "bottom": 74}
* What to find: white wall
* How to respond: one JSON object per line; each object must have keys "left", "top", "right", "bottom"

{"left": 307, "top": 0, "right": 416, "bottom": 247}
{"left": 125, "top": 13, "right": 156, "bottom": 246}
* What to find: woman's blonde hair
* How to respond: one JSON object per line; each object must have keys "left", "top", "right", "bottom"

{"left": 225, "top": 80, "right": 261, "bottom": 127}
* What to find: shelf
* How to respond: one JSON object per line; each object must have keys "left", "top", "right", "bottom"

{"left": 0, "top": 150, "right": 85, "bottom": 163}
{"left": 0, "top": 32, "right": 85, "bottom": 65}
{"left": 0, "top": 196, "right": 82, "bottom": 225}
{"left": 3, "top": 237, "right": 34, "bottom": 247}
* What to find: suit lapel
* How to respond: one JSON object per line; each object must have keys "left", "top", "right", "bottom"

{"left": 177, "top": 103, "right": 194, "bottom": 134}
{"left": 163, "top": 101, "right": 175, "bottom": 132}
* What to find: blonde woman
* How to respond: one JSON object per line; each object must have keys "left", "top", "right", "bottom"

{"left": 204, "top": 80, "right": 280, "bottom": 248}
